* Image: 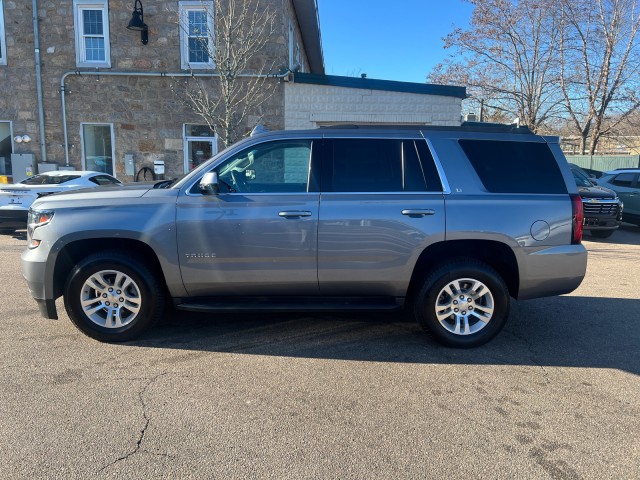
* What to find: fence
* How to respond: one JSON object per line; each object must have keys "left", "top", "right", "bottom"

{"left": 566, "top": 155, "right": 640, "bottom": 172}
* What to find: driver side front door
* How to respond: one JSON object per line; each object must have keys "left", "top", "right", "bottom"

{"left": 176, "top": 138, "right": 321, "bottom": 296}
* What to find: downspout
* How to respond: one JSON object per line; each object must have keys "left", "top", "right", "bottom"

{"left": 60, "top": 69, "right": 290, "bottom": 167}
{"left": 32, "top": 0, "right": 47, "bottom": 163}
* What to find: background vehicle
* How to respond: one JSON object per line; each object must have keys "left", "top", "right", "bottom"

{"left": 22, "top": 126, "right": 587, "bottom": 348}
{"left": 569, "top": 164, "right": 622, "bottom": 238}
{"left": 597, "top": 169, "right": 640, "bottom": 226}
{"left": 0, "top": 171, "right": 121, "bottom": 229}
{"left": 569, "top": 164, "right": 604, "bottom": 179}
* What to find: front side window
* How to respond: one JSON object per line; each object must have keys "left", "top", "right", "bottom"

{"left": 214, "top": 140, "right": 313, "bottom": 194}
{"left": 179, "top": 1, "right": 215, "bottom": 69}
{"left": 81, "top": 123, "right": 114, "bottom": 176}
{"left": 0, "top": 0, "right": 7, "bottom": 66}
{"left": 73, "top": 0, "right": 110, "bottom": 67}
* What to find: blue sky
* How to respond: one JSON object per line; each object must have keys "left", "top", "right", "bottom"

{"left": 318, "top": 0, "right": 475, "bottom": 83}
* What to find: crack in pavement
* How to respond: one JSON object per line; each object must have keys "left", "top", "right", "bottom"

{"left": 99, "top": 371, "right": 168, "bottom": 473}
{"left": 504, "top": 329, "right": 551, "bottom": 384}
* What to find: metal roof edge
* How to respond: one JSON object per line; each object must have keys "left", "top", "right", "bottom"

{"left": 292, "top": 0, "right": 325, "bottom": 74}
{"left": 291, "top": 73, "right": 467, "bottom": 98}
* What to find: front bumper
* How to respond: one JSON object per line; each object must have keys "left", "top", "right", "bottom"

{"left": 22, "top": 245, "right": 58, "bottom": 319}
{"left": 583, "top": 216, "right": 621, "bottom": 231}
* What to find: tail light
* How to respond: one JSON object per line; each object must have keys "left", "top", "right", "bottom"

{"left": 570, "top": 194, "right": 584, "bottom": 244}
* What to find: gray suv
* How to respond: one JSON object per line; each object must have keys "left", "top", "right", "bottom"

{"left": 21, "top": 125, "right": 588, "bottom": 347}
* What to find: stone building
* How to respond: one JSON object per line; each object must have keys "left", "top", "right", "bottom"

{"left": 0, "top": 0, "right": 465, "bottom": 182}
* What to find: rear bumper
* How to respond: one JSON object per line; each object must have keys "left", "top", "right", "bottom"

{"left": 517, "top": 244, "right": 588, "bottom": 300}
{"left": 0, "top": 208, "right": 28, "bottom": 225}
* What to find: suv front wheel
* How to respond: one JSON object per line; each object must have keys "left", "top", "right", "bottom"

{"left": 64, "top": 250, "right": 165, "bottom": 342}
{"left": 413, "top": 259, "right": 510, "bottom": 348}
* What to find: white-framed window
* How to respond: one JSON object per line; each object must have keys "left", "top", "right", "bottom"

{"left": 81, "top": 123, "right": 115, "bottom": 176}
{"left": 73, "top": 0, "right": 111, "bottom": 68}
{"left": 0, "top": 0, "right": 7, "bottom": 66}
{"left": 179, "top": 1, "right": 215, "bottom": 70}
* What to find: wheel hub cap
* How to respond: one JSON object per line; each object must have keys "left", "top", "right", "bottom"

{"left": 434, "top": 278, "right": 494, "bottom": 336}
{"left": 80, "top": 270, "right": 142, "bottom": 329}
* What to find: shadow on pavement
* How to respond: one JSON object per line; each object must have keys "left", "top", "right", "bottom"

{"left": 584, "top": 223, "right": 640, "bottom": 246}
{"left": 126, "top": 295, "right": 640, "bottom": 375}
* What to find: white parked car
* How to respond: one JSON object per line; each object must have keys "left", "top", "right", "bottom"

{"left": 0, "top": 171, "right": 121, "bottom": 229}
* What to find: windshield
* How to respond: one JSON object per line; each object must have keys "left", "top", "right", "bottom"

{"left": 21, "top": 174, "right": 81, "bottom": 185}
{"left": 571, "top": 169, "right": 592, "bottom": 188}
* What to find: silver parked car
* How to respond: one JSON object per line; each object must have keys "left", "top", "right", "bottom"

{"left": 22, "top": 125, "right": 587, "bottom": 347}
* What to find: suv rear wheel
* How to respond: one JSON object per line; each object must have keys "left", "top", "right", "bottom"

{"left": 413, "top": 259, "right": 510, "bottom": 348}
{"left": 64, "top": 250, "right": 165, "bottom": 342}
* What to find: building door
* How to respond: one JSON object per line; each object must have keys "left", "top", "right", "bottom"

{"left": 81, "top": 123, "right": 115, "bottom": 176}
{"left": 0, "top": 121, "right": 12, "bottom": 175}
{"left": 183, "top": 124, "right": 217, "bottom": 173}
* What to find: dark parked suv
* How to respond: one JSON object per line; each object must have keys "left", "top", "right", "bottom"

{"left": 22, "top": 125, "right": 587, "bottom": 348}
{"left": 569, "top": 164, "right": 622, "bottom": 238}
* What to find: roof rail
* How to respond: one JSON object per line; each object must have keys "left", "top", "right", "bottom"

{"left": 318, "top": 123, "right": 534, "bottom": 134}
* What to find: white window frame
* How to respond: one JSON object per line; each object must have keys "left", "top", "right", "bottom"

{"left": 183, "top": 124, "right": 218, "bottom": 173}
{"left": 0, "top": 0, "right": 7, "bottom": 66}
{"left": 80, "top": 123, "right": 116, "bottom": 177}
{"left": 73, "top": 0, "right": 111, "bottom": 68}
{"left": 179, "top": 1, "right": 215, "bottom": 70}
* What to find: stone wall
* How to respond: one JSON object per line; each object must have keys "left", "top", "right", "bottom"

{"left": 284, "top": 83, "right": 463, "bottom": 130}
{"left": 0, "top": 0, "right": 302, "bottom": 180}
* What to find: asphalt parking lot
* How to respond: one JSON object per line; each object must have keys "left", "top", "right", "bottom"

{"left": 1, "top": 226, "right": 639, "bottom": 479}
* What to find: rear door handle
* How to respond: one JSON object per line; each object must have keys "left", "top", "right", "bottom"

{"left": 401, "top": 209, "right": 435, "bottom": 217}
{"left": 279, "top": 211, "right": 312, "bottom": 218}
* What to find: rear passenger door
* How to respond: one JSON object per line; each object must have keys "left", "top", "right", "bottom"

{"left": 317, "top": 137, "right": 446, "bottom": 297}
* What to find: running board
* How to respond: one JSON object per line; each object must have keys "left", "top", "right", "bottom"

{"left": 176, "top": 297, "right": 403, "bottom": 313}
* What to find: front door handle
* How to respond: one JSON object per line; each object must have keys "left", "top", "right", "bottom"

{"left": 401, "top": 209, "right": 435, "bottom": 217}
{"left": 279, "top": 211, "right": 312, "bottom": 218}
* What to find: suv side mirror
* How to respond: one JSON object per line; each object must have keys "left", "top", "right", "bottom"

{"left": 199, "top": 171, "right": 220, "bottom": 195}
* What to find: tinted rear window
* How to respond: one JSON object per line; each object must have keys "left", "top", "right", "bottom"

{"left": 459, "top": 140, "right": 567, "bottom": 194}
{"left": 21, "top": 174, "right": 81, "bottom": 185}
{"left": 324, "top": 139, "right": 442, "bottom": 193}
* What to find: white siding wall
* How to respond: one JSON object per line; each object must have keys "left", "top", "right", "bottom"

{"left": 284, "top": 83, "right": 462, "bottom": 130}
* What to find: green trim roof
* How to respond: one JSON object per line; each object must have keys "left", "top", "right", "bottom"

{"left": 292, "top": 73, "right": 467, "bottom": 98}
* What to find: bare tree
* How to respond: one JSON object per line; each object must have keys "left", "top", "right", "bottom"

{"left": 558, "top": 0, "right": 640, "bottom": 154}
{"left": 173, "top": 0, "right": 280, "bottom": 148}
{"left": 429, "top": 0, "right": 564, "bottom": 133}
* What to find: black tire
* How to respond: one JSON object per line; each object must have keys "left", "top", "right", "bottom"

{"left": 413, "top": 259, "right": 510, "bottom": 348}
{"left": 589, "top": 229, "right": 614, "bottom": 239}
{"left": 64, "top": 250, "right": 165, "bottom": 342}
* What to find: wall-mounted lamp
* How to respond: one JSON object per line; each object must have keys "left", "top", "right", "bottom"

{"left": 14, "top": 135, "right": 32, "bottom": 144}
{"left": 127, "top": 0, "right": 149, "bottom": 45}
